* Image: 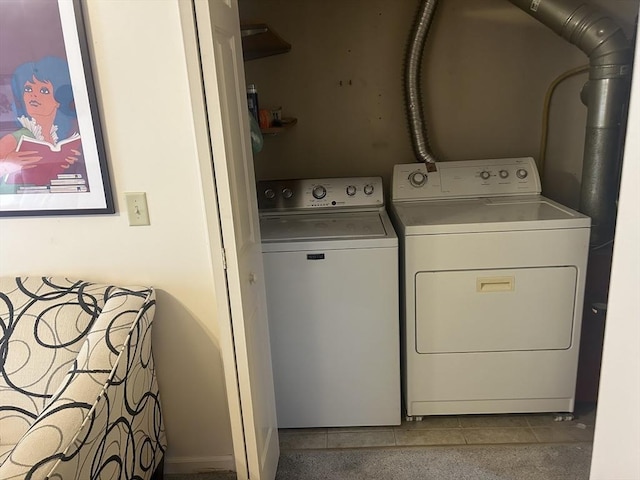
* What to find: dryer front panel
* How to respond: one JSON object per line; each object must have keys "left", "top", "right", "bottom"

{"left": 415, "top": 266, "right": 577, "bottom": 354}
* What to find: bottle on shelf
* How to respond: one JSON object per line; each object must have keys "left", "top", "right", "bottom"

{"left": 247, "top": 84, "right": 260, "bottom": 122}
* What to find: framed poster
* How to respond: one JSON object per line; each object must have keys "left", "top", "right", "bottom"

{"left": 0, "top": 0, "right": 114, "bottom": 216}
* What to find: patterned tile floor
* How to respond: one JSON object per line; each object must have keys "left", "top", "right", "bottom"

{"left": 278, "top": 403, "right": 596, "bottom": 451}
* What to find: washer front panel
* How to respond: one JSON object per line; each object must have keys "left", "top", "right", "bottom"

{"left": 263, "top": 245, "right": 400, "bottom": 427}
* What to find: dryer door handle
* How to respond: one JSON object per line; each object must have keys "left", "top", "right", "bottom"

{"left": 476, "top": 276, "right": 515, "bottom": 293}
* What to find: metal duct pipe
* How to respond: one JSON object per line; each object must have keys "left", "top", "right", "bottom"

{"left": 404, "top": 0, "right": 440, "bottom": 166}
{"left": 508, "top": 0, "right": 633, "bottom": 244}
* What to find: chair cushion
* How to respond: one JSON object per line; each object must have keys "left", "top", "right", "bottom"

{"left": 0, "top": 278, "right": 124, "bottom": 445}
{"left": 0, "top": 444, "right": 12, "bottom": 467}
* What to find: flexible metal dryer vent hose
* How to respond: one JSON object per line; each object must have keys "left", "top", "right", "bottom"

{"left": 404, "top": 0, "right": 440, "bottom": 166}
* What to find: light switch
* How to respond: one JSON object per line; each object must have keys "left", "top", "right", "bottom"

{"left": 125, "top": 192, "right": 150, "bottom": 226}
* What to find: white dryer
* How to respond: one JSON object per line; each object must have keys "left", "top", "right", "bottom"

{"left": 390, "top": 158, "right": 590, "bottom": 418}
{"left": 258, "top": 176, "right": 400, "bottom": 428}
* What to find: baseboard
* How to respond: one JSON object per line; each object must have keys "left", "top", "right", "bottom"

{"left": 164, "top": 455, "right": 236, "bottom": 474}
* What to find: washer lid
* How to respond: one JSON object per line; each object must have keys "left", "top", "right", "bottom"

{"left": 391, "top": 195, "right": 590, "bottom": 234}
{"left": 260, "top": 211, "right": 389, "bottom": 242}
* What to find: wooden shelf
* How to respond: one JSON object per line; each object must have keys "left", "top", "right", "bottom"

{"left": 241, "top": 23, "right": 291, "bottom": 61}
{"left": 261, "top": 118, "right": 297, "bottom": 135}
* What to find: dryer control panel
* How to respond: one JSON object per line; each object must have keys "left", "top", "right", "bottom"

{"left": 258, "top": 176, "right": 384, "bottom": 212}
{"left": 392, "top": 157, "right": 542, "bottom": 201}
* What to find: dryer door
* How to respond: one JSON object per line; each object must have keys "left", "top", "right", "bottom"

{"left": 415, "top": 266, "right": 577, "bottom": 354}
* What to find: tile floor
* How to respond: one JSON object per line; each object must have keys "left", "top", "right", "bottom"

{"left": 165, "top": 405, "right": 596, "bottom": 480}
{"left": 278, "top": 403, "right": 596, "bottom": 451}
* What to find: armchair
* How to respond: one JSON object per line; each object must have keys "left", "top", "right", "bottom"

{"left": 0, "top": 277, "right": 166, "bottom": 479}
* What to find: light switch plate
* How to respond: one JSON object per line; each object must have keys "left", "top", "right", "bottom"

{"left": 125, "top": 192, "right": 150, "bottom": 226}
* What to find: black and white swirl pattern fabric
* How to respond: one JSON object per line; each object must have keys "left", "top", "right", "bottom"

{"left": 0, "top": 277, "right": 166, "bottom": 480}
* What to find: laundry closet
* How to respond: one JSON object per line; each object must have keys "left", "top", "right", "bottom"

{"left": 238, "top": 0, "right": 639, "bottom": 421}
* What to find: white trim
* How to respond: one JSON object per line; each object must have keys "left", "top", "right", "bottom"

{"left": 165, "top": 455, "right": 236, "bottom": 475}
{"left": 589, "top": 6, "right": 640, "bottom": 478}
{"left": 177, "top": 1, "right": 249, "bottom": 479}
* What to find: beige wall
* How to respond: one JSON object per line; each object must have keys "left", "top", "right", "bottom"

{"left": 241, "top": 0, "right": 637, "bottom": 210}
{"left": 0, "top": 0, "right": 234, "bottom": 474}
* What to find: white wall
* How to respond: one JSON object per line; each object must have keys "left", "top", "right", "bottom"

{"left": 0, "top": 0, "right": 234, "bottom": 474}
{"left": 589, "top": 23, "right": 640, "bottom": 479}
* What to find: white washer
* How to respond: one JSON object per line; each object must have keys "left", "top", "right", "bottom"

{"left": 390, "top": 158, "right": 591, "bottom": 417}
{"left": 258, "top": 176, "right": 400, "bottom": 428}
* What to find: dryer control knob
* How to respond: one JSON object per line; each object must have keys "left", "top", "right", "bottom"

{"left": 312, "top": 185, "right": 327, "bottom": 199}
{"left": 499, "top": 170, "right": 509, "bottom": 179}
{"left": 409, "top": 171, "right": 427, "bottom": 187}
{"left": 516, "top": 168, "right": 528, "bottom": 179}
{"left": 282, "top": 188, "right": 293, "bottom": 199}
{"left": 346, "top": 185, "right": 357, "bottom": 196}
{"left": 264, "top": 188, "right": 276, "bottom": 200}
{"left": 480, "top": 170, "right": 491, "bottom": 180}
{"left": 363, "top": 184, "right": 374, "bottom": 195}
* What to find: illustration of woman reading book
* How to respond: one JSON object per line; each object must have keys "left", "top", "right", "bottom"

{"left": 0, "top": 56, "right": 88, "bottom": 194}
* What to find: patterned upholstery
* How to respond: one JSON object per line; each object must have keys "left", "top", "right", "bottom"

{"left": 0, "top": 277, "right": 166, "bottom": 479}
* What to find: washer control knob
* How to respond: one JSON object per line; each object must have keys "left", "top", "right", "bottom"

{"left": 516, "top": 168, "right": 528, "bottom": 179}
{"left": 346, "top": 185, "right": 357, "bottom": 196}
{"left": 264, "top": 188, "right": 276, "bottom": 200}
{"left": 282, "top": 188, "right": 293, "bottom": 199}
{"left": 363, "top": 184, "right": 374, "bottom": 195}
{"left": 409, "top": 171, "right": 427, "bottom": 187}
{"left": 480, "top": 170, "right": 491, "bottom": 180}
{"left": 312, "top": 185, "right": 327, "bottom": 199}
{"left": 499, "top": 170, "right": 509, "bottom": 179}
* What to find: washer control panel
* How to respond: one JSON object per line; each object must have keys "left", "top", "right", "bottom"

{"left": 392, "top": 157, "right": 541, "bottom": 201}
{"left": 258, "top": 176, "right": 384, "bottom": 211}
